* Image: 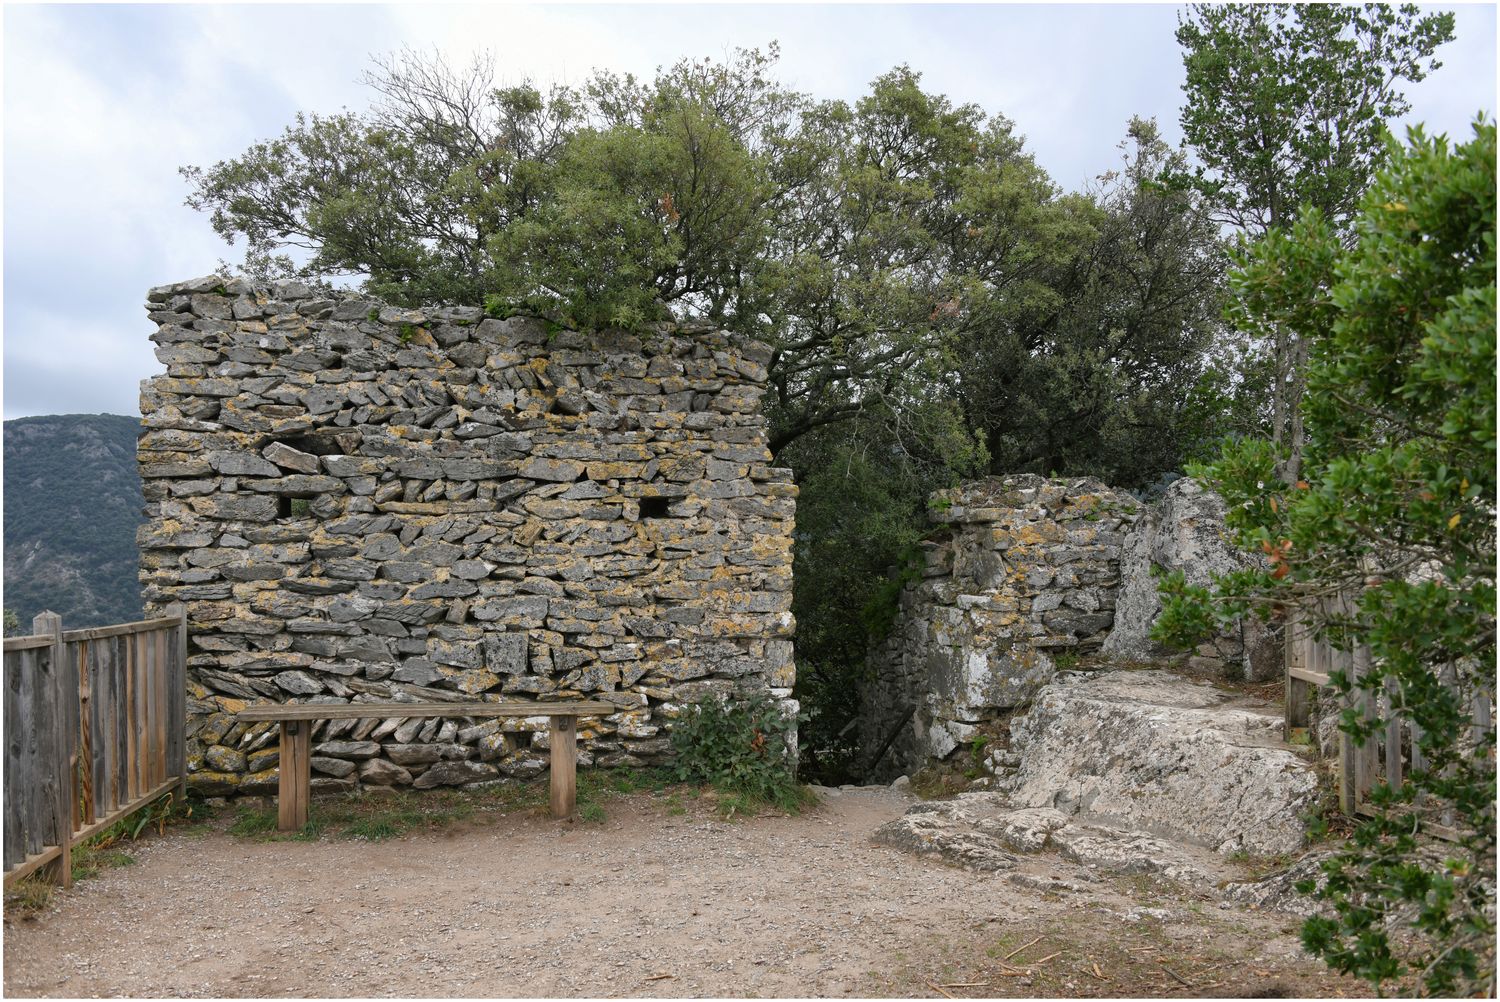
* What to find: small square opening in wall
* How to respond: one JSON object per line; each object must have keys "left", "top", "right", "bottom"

{"left": 278, "top": 496, "right": 313, "bottom": 518}
{"left": 639, "top": 496, "right": 671, "bottom": 519}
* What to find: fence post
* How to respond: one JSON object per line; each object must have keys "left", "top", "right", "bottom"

{"left": 166, "top": 603, "right": 188, "bottom": 804}
{"left": 32, "top": 612, "right": 72, "bottom": 889}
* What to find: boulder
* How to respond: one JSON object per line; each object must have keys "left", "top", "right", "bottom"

{"left": 995, "top": 669, "right": 1317, "bottom": 855}
{"left": 1101, "top": 477, "right": 1283, "bottom": 680}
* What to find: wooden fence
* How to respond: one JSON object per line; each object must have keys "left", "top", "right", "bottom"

{"left": 1285, "top": 593, "right": 1495, "bottom": 827}
{"left": 3, "top": 606, "right": 187, "bottom": 888}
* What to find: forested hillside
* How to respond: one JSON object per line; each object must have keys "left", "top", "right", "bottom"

{"left": 3, "top": 414, "right": 145, "bottom": 629}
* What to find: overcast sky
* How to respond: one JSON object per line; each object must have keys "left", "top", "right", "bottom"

{"left": 3, "top": 2, "right": 1495, "bottom": 420}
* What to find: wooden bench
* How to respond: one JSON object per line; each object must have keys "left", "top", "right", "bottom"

{"left": 237, "top": 701, "right": 615, "bottom": 830}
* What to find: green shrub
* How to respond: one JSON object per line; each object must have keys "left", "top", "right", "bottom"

{"left": 670, "top": 691, "right": 809, "bottom": 813}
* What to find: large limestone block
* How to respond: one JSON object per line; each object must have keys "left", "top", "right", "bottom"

{"left": 996, "top": 669, "right": 1317, "bottom": 855}
{"left": 1101, "top": 477, "right": 1281, "bottom": 679}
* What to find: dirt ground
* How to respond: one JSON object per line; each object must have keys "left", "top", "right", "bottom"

{"left": 3, "top": 784, "right": 1366, "bottom": 999}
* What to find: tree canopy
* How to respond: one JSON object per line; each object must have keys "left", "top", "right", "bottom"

{"left": 1175, "top": 3, "right": 1457, "bottom": 482}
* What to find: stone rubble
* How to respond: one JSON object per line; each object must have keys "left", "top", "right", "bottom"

{"left": 136, "top": 276, "right": 796, "bottom": 795}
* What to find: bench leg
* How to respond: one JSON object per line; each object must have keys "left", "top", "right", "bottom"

{"left": 278, "top": 721, "right": 311, "bottom": 832}
{"left": 549, "top": 715, "right": 577, "bottom": 819}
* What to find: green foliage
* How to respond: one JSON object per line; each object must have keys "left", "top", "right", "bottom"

{"left": 288, "top": 498, "right": 311, "bottom": 517}
{"left": 1156, "top": 122, "right": 1496, "bottom": 997}
{"left": 670, "top": 691, "right": 808, "bottom": 813}
{"left": 184, "top": 48, "right": 1229, "bottom": 483}
{"left": 2, "top": 608, "right": 19, "bottom": 636}
{"left": 781, "top": 412, "right": 974, "bottom": 782}
{"left": 1176, "top": 3, "right": 1455, "bottom": 235}
{"left": 3, "top": 414, "right": 146, "bottom": 627}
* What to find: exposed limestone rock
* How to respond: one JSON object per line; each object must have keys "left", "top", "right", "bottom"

{"left": 871, "top": 798, "right": 1019, "bottom": 872}
{"left": 137, "top": 279, "right": 795, "bottom": 795}
{"left": 874, "top": 669, "right": 1322, "bottom": 904}
{"left": 872, "top": 792, "right": 1233, "bottom": 889}
{"left": 1101, "top": 477, "right": 1283, "bottom": 681}
{"left": 995, "top": 669, "right": 1317, "bottom": 856}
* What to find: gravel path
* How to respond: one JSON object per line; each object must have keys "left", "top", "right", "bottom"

{"left": 3, "top": 786, "right": 1350, "bottom": 998}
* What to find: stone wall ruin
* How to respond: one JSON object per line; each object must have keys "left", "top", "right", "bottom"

{"left": 859, "top": 474, "right": 1283, "bottom": 780}
{"left": 136, "top": 275, "right": 795, "bottom": 796}
{"left": 859, "top": 476, "right": 1140, "bottom": 780}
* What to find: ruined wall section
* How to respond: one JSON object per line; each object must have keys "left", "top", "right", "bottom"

{"left": 137, "top": 275, "right": 795, "bottom": 796}
{"left": 859, "top": 476, "right": 1139, "bottom": 780}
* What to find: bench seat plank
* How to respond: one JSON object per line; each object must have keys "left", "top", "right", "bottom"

{"left": 237, "top": 700, "right": 617, "bottom": 722}
{"left": 234, "top": 700, "right": 614, "bottom": 830}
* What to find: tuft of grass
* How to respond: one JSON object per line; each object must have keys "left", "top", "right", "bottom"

{"left": 4, "top": 875, "right": 54, "bottom": 913}
{"left": 228, "top": 806, "right": 280, "bottom": 837}
{"left": 578, "top": 801, "right": 606, "bottom": 824}
{"left": 70, "top": 844, "right": 136, "bottom": 882}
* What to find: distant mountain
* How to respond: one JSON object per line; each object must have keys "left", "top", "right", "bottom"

{"left": 4, "top": 414, "right": 145, "bottom": 631}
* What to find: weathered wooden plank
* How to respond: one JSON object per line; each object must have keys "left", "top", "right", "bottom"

{"left": 278, "top": 721, "right": 312, "bottom": 832}
{"left": 1337, "top": 646, "right": 1357, "bottom": 817}
{"left": 549, "top": 715, "right": 578, "bottom": 819}
{"left": 167, "top": 604, "right": 188, "bottom": 798}
{"left": 155, "top": 626, "right": 169, "bottom": 789}
{"left": 135, "top": 630, "right": 149, "bottom": 798}
{"left": 238, "top": 700, "right": 617, "bottom": 722}
{"left": 20, "top": 635, "right": 45, "bottom": 858}
{"left": 4, "top": 649, "right": 26, "bottom": 870}
{"left": 1475, "top": 681, "right": 1494, "bottom": 743}
{"left": 94, "top": 637, "right": 115, "bottom": 815}
{"left": 1287, "top": 666, "right": 1330, "bottom": 686}
{"left": 124, "top": 631, "right": 137, "bottom": 803}
{"left": 2, "top": 843, "right": 65, "bottom": 888}
{"left": 114, "top": 635, "right": 128, "bottom": 811}
{"left": 3, "top": 635, "right": 54, "bottom": 652}
{"left": 1353, "top": 645, "right": 1377, "bottom": 807}
{"left": 1384, "top": 674, "right": 1404, "bottom": 792}
{"left": 76, "top": 640, "right": 95, "bottom": 827}
{"left": 141, "top": 631, "right": 155, "bottom": 791}
{"left": 35, "top": 611, "right": 72, "bottom": 888}
{"left": 1285, "top": 676, "right": 1312, "bottom": 737}
{"left": 59, "top": 616, "right": 181, "bottom": 643}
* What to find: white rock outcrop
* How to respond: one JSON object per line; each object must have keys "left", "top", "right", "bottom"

{"left": 1101, "top": 477, "right": 1283, "bottom": 680}
{"left": 995, "top": 669, "right": 1317, "bottom": 855}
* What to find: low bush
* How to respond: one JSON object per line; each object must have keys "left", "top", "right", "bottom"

{"left": 669, "top": 691, "right": 812, "bottom": 813}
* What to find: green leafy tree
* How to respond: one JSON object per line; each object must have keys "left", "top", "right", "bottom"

{"left": 1156, "top": 122, "right": 1496, "bottom": 996}
{"left": 1176, "top": 3, "right": 1456, "bottom": 482}
{"left": 953, "top": 117, "right": 1230, "bottom": 485}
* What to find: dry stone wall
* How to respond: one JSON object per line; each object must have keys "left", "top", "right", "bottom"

{"left": 859, "top": 476, "right": 1140, "bottom": 780}
{"left": 136, "top": 275, "right": 795, "bottom": 797}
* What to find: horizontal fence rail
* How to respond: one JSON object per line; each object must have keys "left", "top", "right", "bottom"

{"left": 1285, "top": 592, "right": 1495, "bottom": 835}
{"left": 3, "top": 607, "right": 187, "bottom": 888}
